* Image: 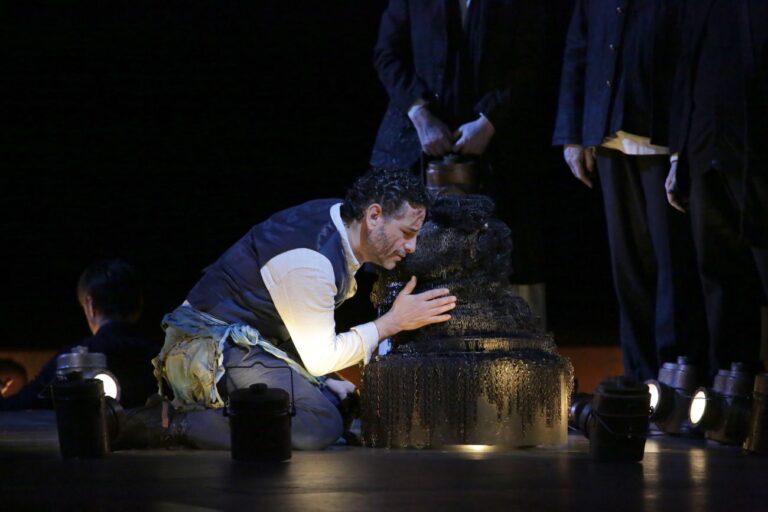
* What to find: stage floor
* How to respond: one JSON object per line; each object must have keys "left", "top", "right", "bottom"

{"left": 1, "top": 410, "right": 765, "bottom": 511}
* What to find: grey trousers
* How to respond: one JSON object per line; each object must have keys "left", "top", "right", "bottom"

{"left": 180, "top": 343, "right": 343, "bottom": 451}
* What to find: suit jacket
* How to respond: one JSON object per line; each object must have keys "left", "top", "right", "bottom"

{"left": 370, "top": 0, "right": 542, "bottom": 169}
{"left": 553, "top": 0, "right": 683, "bottom": 148}
{"left": 671, "top": 0, "right": 768, "bottom": 245}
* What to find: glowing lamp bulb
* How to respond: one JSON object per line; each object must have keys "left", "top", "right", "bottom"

{"left": 647, "top": 382, "right": 660, "bottom": 412}
{"left": 94, "top": 372, "right": 120, "bottom": 401}
{"left": 689, "top": 389, "right": 708, "bottom": 426}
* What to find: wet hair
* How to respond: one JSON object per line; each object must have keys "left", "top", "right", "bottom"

{"left": 77, "top": 259, "right": 143, "bottom": 322}
{"left": 340, "top": 168, "right": 432, "bottom": 223}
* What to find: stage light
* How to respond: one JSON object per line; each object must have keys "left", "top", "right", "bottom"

{"left": 94, "top": 372, "right": 120, "bottom": 401}
{"left": 56, "top": 346, "right": 121, "bottom": 401}
{"left": 689, "top": 389, "right": 709, "bottom": 426}
{"left": 644, "top": 357, "right": 701, "bottom": 434}
{"left": 49, "top": 374, "right": 123, "bottom": 458}
{"left": 744, "top": 373, "right": 768, "bottom": 454}
{"left": 688, "top": 363, "right": 753, "bottom": 445}
{"left": 569, "top": 377, "right": 650, "bottom": 462}
{"left": 648, "top": 381, "right": 659, "bottom": 410}
{"left": 646, "top": 379, "right": 676, "bottom": 420}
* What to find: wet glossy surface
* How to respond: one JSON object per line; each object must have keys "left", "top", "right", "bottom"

{"left": 1, "top": 411, "right": 765, "bottom": 511}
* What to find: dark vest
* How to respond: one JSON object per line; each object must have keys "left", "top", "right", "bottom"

{"left": 186, "top": 199, "right": 352, "bottom": 355}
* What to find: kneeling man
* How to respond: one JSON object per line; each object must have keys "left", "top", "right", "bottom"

{"left": 153, "top": 169, "right": 456, "bottom": 449}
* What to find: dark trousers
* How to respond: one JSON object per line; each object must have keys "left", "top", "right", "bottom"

{"left": 688, "top": 166, "right": 768, "bottom": 377}
{"left": 596, "top": 149, "right": 707, "bottom": 382}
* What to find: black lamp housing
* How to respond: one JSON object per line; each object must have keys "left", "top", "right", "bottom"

{"left": 645, "top": 356, "right": 701, "bottom": 435}
{"left": 689, "top": 363, "right": 753, "bottom": 445}
{"left": 569, "top": 377, "right": 650, "bottom": 462}
{"left": 744, "top": 373, "right": 768, "bottom": 454}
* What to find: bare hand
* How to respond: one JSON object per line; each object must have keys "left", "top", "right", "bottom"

{"left": 665, "top": 160, "right": 687, "bottom": 213}
{"left": 374, "top": 276, "right": 456, "bottom": 340}
{"left": 563, "top": 144, "right": 596, "bottom": 188}
{"left": 409, "top": 107, "right": 454, "bottom": 157}
{"left": 453, "top": 115, "right": 495, "bottom": 155}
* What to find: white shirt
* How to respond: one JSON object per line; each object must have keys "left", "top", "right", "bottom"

{"left": 259, "top": 203, "right": 380, "bottom": 377}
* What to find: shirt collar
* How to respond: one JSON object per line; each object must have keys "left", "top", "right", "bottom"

{"left": 330, "top": 203, "right": 362, "bottom": 275}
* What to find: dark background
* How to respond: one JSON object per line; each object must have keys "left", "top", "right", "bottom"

{"left": 1, "top": 1, "right": 615, "bottom": 351}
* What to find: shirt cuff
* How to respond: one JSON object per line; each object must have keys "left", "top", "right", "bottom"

{"left": 670, "top": 153, "right": 679, "bottom": 163}
{"left": 351, "top": 322, "right": 380, "bottom": 365}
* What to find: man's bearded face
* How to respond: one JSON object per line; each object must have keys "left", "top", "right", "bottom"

{"left": 366, "top": 203, "right": 425, "bottom": 270}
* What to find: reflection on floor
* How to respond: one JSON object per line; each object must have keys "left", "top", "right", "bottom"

{"left": 0, "top": 410, "right": 765, "bottom": 511}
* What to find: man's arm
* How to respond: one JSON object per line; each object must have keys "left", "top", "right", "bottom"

{"left": 564, "top": 144, "right": 596, "bottom": 188}
{"left": 552, "top": 0, "right": 588, "bottom": 147}
{"left": 552, "top": 0, "right": 594, "bottom": 187}
{"left": 373, "top": 0, "right": 431, "bottom": 114}
{"left": 375, "top": 0, "right": 453, "bottom": 156}
{"left": 665, "top": 157, "right": 687, "bottom": 213}
{"left": 452, "top": 114, "right": 495, "bottom": 156}
{"left": 409, "top": 103, "right": 454, "bottom": 157}
{"left": 464, "top": 2, "right": 546, "bottom": 141}
{"left": 263, "top": 251, "right": 455, "bottom": 377}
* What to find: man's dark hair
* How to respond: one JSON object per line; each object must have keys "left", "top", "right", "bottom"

{"left": 77, "top": 259, "right": 143, "bottom": 322}
{"left": 340, "top": 168, "right": 432, "bottom": 222}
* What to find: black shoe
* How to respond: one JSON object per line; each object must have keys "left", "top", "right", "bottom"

{"left": 112, "top": 394, "right": 189, "bottom": 450}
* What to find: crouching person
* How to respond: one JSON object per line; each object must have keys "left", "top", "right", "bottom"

{"left": 149, "top": 169, "right": 456, "bottom": 450}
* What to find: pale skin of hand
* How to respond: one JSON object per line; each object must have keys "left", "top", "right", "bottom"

{"left": 453, "top": 115, "right": 495, "bottom": 155}
{"left": 409, "top": 107, "right": 454, "bottom": 157}
{"left": 563, "top": 144, "right": 596, "bottom": 188}
{"left": 374, "top": 276, "right": 457, "bottom": 341}
{"left": 665, "top": 160, "right": 687, "bottom": 213}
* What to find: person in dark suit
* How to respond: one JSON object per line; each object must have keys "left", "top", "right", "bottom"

{"left": 666, "top": 0, "right": 768, "bottom": 377}
{"left": 0, "top": 259, "right": 159, "bottom": 410}
{"left": 553, "top": 0, "right": 706, "bottom": 382}
{"left": 370, "top": 0, "right": 548, "bottom": 325}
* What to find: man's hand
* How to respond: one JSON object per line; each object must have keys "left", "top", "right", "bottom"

{"left": 325, "top": 378, "right": 356, "bottom": 401}
{"left": 453, "top": 115, "right": 495, "bottom": 155}
{"left": 374, "top": 276, "right": 456, "bottom": 340}
{"left": 563, "top": 144, "right": 596, "bottom": 188}
{"left": 665, "top": 160, "right": 687, "bottom": 213}
{"left": 409, "top": 106, "right": 454, "bottom": 157}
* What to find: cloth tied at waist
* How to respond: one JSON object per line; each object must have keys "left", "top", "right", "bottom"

{"left": 152, "top": 304, "right": 321, "bottom": 411}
